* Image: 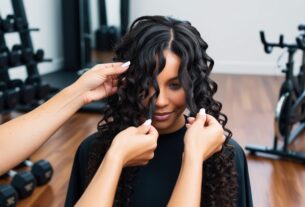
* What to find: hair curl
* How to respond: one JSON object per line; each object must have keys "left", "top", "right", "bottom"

{"left": 87, "top": 15, "right": 238, "bottom": 207}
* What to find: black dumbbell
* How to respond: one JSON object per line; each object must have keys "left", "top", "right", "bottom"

{"left": 2, "top": 170, "right": 36, "bottom": 199}
{"left": 17, "top": 160, "right": 53, "bottom": 186}
{"left": 0, "top": 82, "right": 19, "bottom": 110}
{"left": 7, "top": 79, "right": 35, "bottom": 105}
{"left": 11, "top": 45, "right": 33, "bottom": 65}
{"left": 0, "top": 51, "right": 8, "bottom": 69}
{"left": 0, "top": 47, "right": 20, "bottom": 67}
{"left": 0, "top": 47, "right": 21, "bottom": 67}
{"left": 25, "top": 75, "right": 50, "bottom": 100}
{"left": 6, "top": 15, "right": 27, "bottom": 31}
{"left": 0, "top": 184, "right": 18, "bottom": 207}
{"left": 34, "top": 49, "right": 44, "bottom": 62}
{"left": 0, "top": 15, "right": 13, "bottom": 32}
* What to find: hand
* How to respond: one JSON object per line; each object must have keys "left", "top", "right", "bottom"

{"left": 108, "top": 120, "right": 159, "bottom": 167}
{"left": 73, "top": 62, "right": 130, "bottom": 105}
{"left": 184, "top": 109, "right": 225, "bottom": 162}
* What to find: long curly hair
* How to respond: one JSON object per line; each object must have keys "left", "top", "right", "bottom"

{"left": 87, "top": 15, "right": 238, "bottom": 207}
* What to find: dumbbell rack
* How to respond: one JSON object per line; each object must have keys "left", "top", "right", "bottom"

{"left": 0, "top": 1, "right": 54, "bottom": 206}
{"left": 0, "top": 0, "right": 52, "bottom": 114}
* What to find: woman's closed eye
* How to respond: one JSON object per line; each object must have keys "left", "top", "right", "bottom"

{"left": 168, "top": 82, "right": 182, "bottom": 90}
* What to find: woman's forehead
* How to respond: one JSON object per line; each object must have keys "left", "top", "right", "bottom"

{"left": 157, "top": 50, "right": 181, "bottom": 81}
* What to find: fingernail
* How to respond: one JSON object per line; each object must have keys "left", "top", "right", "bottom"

{"left": 122, "top": 61, "right": 130, "bottom": 68}
{"left": 144, "top": 119, "right": 152, "bottom": 126}
{"left": 199, "top": 108, "right": 206, "bottom": 116}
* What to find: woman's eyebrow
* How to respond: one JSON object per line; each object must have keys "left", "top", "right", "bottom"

{"left": 168, "top": 76, "right": 179, "bottom": 81}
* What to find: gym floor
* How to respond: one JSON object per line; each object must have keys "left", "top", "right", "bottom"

{"left": 1, "top": 73, "right": 305, "bottom": 207}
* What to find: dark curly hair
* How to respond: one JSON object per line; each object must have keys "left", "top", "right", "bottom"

{"left": 86, "top": 15, "right": 238, "bottom": 207}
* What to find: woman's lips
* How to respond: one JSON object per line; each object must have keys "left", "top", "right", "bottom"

{"left": 154, "top": 112, "right": 172, "bottom": 121}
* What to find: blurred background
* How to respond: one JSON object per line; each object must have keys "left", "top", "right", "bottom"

{"left": 0, "top": 0, "right": 305, "bottom": 206}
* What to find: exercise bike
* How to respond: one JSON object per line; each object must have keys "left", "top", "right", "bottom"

{"left": 245, "top": 25, "right": 305, "bottom": 163}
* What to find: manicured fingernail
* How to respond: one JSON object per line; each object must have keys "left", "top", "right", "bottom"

{"left": 144, "top": 119, "right": 152, "bottom": 126}
{"left": 122, "top": 61, "right": 130, "bottom": 68}
{"left": 199, "top": 108, "right": 206, "bottom": 116}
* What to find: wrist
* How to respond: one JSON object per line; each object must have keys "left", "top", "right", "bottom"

{"left": 65, "top": 83, "right": 87, "bottom": 106}
{"left": 105, "top": 147, "right": 125, "bottom": 168}
{"left": 183, "top": 151, "right": 203, "bottom": 165}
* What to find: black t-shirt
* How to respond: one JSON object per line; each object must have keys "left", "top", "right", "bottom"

{"left": 65, "top": 125, "right": 253, "bottom": 207}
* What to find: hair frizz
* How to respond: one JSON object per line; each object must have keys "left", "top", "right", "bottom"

{"left": 87, "top": 15, "right": 238, "bottom": 207}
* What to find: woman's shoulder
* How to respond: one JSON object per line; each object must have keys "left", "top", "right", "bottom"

{"left": 227, "top": 138, "right": 248, "bottom": 167}
{"left": 79, "top": 132, "right": 100, "bottom": 147}
{"left": 228, "top": 138, "right": 245, "bottom": 157}
{"left": 76, "top": 132, "right": 101, "bottom": 154}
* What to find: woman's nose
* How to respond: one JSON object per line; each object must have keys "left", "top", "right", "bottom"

{"left": 155, "top": 89, "right": 168, "bottom": 108}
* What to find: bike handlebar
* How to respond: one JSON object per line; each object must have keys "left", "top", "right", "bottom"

{"left": 298, "top": 24, "right": 305, "bottom": 31}
{"left": 260, "top": 31, "right": 303, "bottom": 54}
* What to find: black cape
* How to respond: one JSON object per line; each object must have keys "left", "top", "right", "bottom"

{"left": 65, "top": 126, "right": 253, "bottom": 207}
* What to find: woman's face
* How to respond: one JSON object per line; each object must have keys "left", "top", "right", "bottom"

{"left": 147, "top": 49, "right": 186, "bottom": 134}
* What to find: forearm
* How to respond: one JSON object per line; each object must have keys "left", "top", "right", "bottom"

{"left": 0, "top": 83, "right": 85, "bottom": 174}
{"left": 75, "top": 152, "right": 123, "bottom": 207}
{"left": 168, "top": 154, "right": 203, "bottom": 207}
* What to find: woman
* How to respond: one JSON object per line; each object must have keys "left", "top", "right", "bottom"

{"left": 66, "top": 15, "right": 253, "bottom": 207}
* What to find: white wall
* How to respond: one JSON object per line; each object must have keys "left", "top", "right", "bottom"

{"left": 0, "top": 0, "right": 62, "bottom": 80}
{"left": 130, "top": 0, "right": 305, "bottom": 75}
{"left": 1, "top": 0, "right": 304, "bottom": 79}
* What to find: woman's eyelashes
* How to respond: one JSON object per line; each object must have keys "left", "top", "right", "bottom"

{"left": 168, "top": 82, "right": 182, "bottom": 90}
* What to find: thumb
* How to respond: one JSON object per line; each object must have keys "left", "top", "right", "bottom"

{"left": 137, "top": 119, "right": 152, "bottom": 134}
{"left": 194, "top": 108, "right": 207, "bottom": 125}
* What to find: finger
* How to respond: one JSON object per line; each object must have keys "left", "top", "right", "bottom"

{"left": 95, "top": 61, "right": 130, "bottom": 77}
{"left": 205, "top": 114, "right": 219, "bottom": 126}
{"left": 108, "top": 86, "right": 118, "bottom": 96}
{"left": 91, "top": 62, "right": 122, "bottom": 70}
{"left": 111, "top": 79, "right": 118, "bottom": 87}
{"left": 194, "top": 108, "right": 207, "bottom": 125}
{"left": 147, "top": 125, "right": 159, "bottom": 138}
{"left": 187, "top": 117, "right": 195, "bottom": 124}
{"left": 137, "top": 119, "right": 152, "bottom": 134}
{"left": 186, "top": 123, "right": 191, "bottom": 128}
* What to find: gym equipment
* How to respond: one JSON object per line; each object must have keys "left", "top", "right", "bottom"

{"left": 0, "top": 185, "right": 18, "bottom": 207}
{"left": 95, "top": 0, "right": 119, "bottom": 51}
{"left": 0, "top": 50, "right": 8, "bottom": 69}
{"left": 246, "top": 25, "right": 305, "bottom": 163}
{"left": 0, "top": 15, "right": 13, "bottom": 33}
{"left": 7, "top": 79, "right": 35, "bottom": 105}
{"left": 11, "top": 45, "right": 45, "bottom": 64}
{"left": 0, "top": 14, "right": 38, "bottom": 33}
{"left": 6, "top": 15, "right": 25, "bottom": 31}
{"left": 1, "top": 170, "right": 36, "bottom": 199}
{"left": 25, "top": 75, "right": 50, "bottom": 100}
{"left": 62, "top": 0, "right": 92, "bottom": 71}
{"left": 0, "top": 47, "right": 21, "bottom": 67}
{"left": 11, "top": 45, "right": 33, "bottom": 64}
{"left": 34, "top": 49, "right": 44, "bottom": 62}
{"left": 17, "top": 160, "right": 53, "bottom": 186}
{"left": 95, "top": 0, "right": 129, "bottom": 51}
{"left": 0, "top": 82, "right": 19, "bottom": 110}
